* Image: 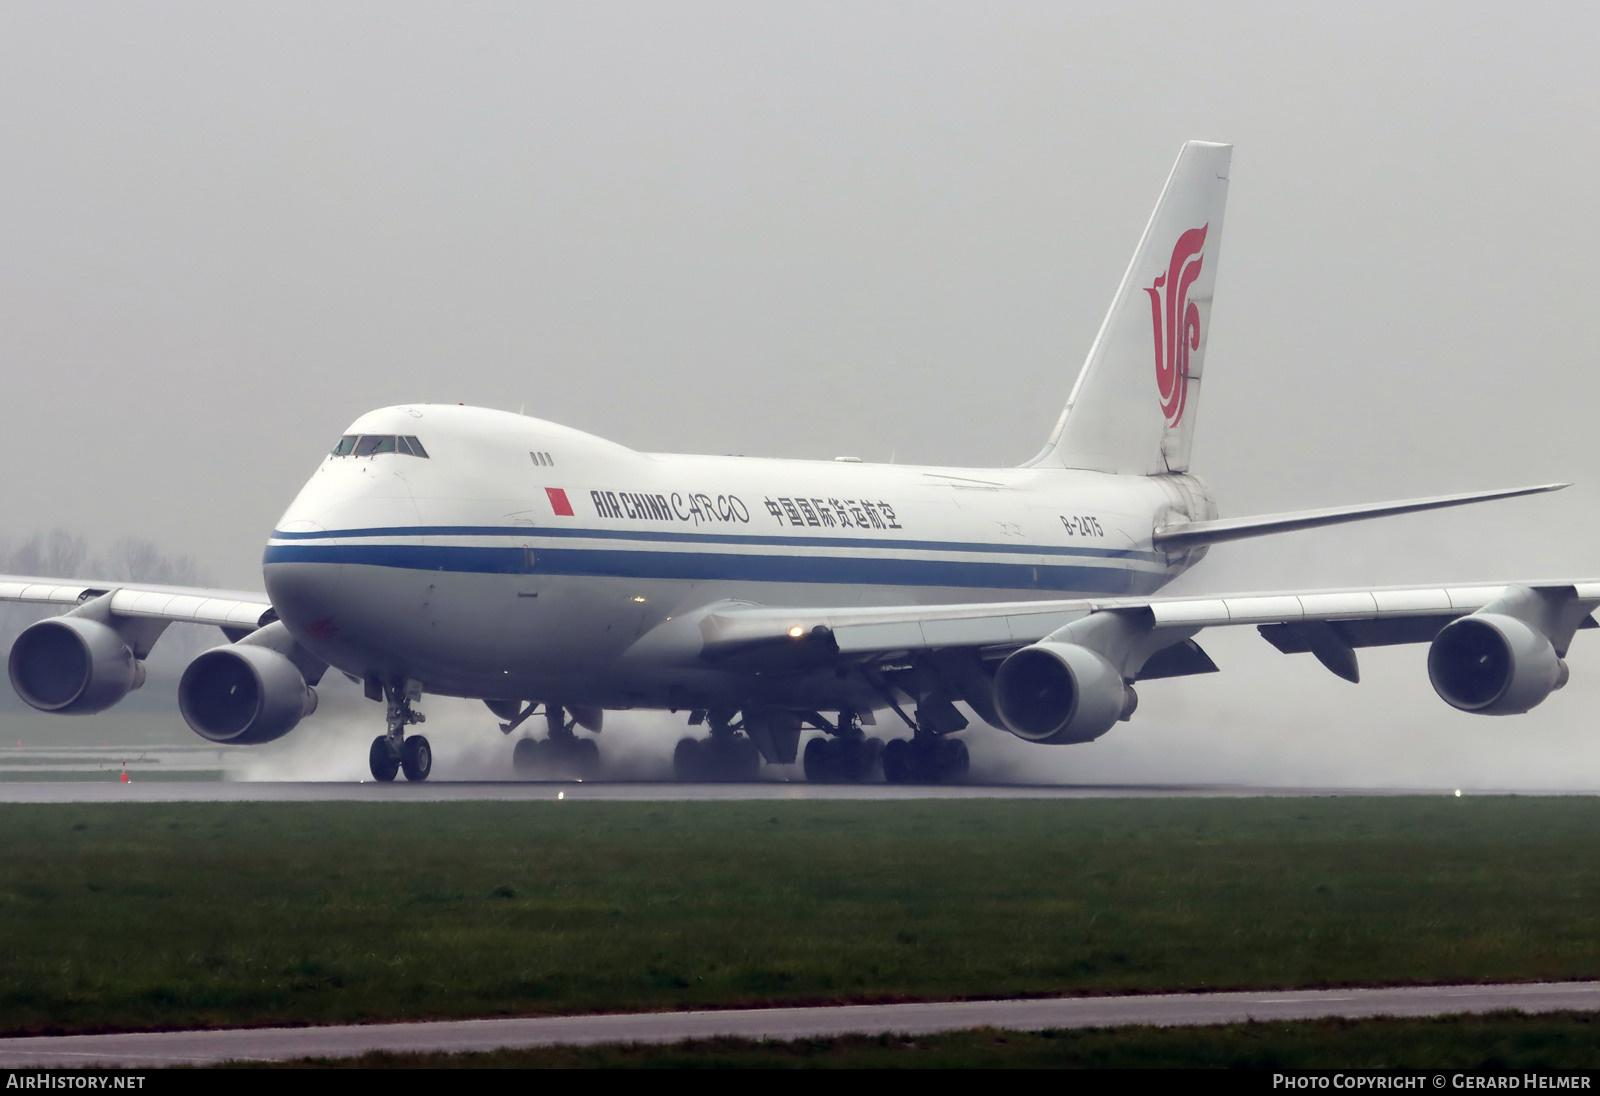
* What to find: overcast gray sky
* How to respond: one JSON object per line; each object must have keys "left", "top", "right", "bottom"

{"left": 1, "top": 2, "right": 1595, "bottom": 784}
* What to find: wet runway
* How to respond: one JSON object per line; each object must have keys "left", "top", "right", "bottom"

{"left": 0, "top": 744, "right": 227, "bottom": 777}
{"left": 0, "top": 779, "right": 1557, "bottom": 803}
{"left": 2, "top": 982, "right": 1597, "bottom": 1066}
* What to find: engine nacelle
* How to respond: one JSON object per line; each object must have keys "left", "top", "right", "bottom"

{"left": 179, "top": 645, "right": 318, "bottom": 745}
{"left": 484, "top": 698, "right": 521, "bottom": 722}
{"left": 1427, "top": 612, "right": 1569, "bottom": 716}
{"left": 992, "top": 641, "right": 1136, "bottom": 745}
{"left": 8, "top": 617, "right": 146, "bottom": 714}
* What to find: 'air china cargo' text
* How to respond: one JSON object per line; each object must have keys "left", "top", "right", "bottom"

{"left": 591, "top": 490, "right": 750, "bottom": 526}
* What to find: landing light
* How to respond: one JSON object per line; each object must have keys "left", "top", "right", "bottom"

{"left": 788, "top": 626, "right": 804, "bottom": 638}
{"left": 632, "top": 596, "right": 647, "bottom": 603}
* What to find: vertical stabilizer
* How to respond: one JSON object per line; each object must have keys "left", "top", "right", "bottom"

{"left": 1030, "top": 141, "right": 1231, "bottom": 474}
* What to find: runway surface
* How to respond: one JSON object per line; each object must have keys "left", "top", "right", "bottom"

{"left": 0, "top": 745, "right": 224, "bottom": 772}
{"left": 2, "top": 982, "right": 1597, "bottom": 1066}
{"left": 0, "top": 779, "right": 1560, "bottom": 803}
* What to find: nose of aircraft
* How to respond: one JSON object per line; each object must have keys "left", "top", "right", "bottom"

{"left": 262, "top": 519, "right": 341, "bottom": 647}
{"left": 263, "top": 448, "right": 420, "bottom": 654}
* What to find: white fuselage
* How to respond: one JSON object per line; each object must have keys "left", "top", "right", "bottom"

{"left": 263, "top": 405, "right": 1210, "bottom": 711}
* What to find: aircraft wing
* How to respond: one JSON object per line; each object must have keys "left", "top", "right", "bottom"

{"left": 684, "top": 580, "right": 1600, "bottom": 739}
{"left": 700, "top": 580, "right": 1600, "bottom": 664}
{"left": 0, "top": 575, "right": 275, "bottom": 636}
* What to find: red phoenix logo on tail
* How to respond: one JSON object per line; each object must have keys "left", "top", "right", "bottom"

{"left": 1145, "top": 225, "right": 1208, "bottom": 428}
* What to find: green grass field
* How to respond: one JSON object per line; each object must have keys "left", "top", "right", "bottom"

{"left": 3, "top": 797, "right": 1599, "bottom": 1036}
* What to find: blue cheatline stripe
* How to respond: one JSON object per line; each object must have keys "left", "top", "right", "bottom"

{"left": 261, "top": 543, "right": 1152, "bottom": 593}
{"left": 268, "top": 524, "right": 1162, "bottom": 564}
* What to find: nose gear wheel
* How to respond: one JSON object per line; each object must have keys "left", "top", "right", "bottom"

{"left": 368, "top": 736, "right": 400, "bottom": 782}
{"left": 400, "top": 735, "right": 432, "bottom": 781}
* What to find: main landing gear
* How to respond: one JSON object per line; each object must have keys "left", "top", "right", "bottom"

{"left": 369, "top": 679, "right": 430, "bottom": 782}
{"left": 673, "top": 710, "right": 761, "bottom": 782}
{"left": 802, "top": 713, "right": 884, "bottom": 783}
{"left": 882, "top": 734, "right": 968, "bottom": 784}
{"left": 802, "top": 710, "right": 970, "bottom": 785}
{"left": 507, "top": 705, "right": 601, "bottom": 781}
{"left": 665, "top": 706, "right": 971, "bottom": 784}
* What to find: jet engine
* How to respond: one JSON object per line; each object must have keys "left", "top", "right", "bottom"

{"left": 1427, "top": 613, "right": 1568, "bottom": 716}
{"left": 7, "top": 616, "right": 146, "bottom": 714}
{"left": 992, "top": 641, "right": 1137, "bottom": 745}
{"left": 178, "top": 645, "right": 318, "bottom": 745}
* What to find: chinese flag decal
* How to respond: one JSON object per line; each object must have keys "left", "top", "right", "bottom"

{"left": 546, "top": 487, "right": 575, "bottom": 516}
{"left": 305, "top": 616, "right": 339, "bottom": 639}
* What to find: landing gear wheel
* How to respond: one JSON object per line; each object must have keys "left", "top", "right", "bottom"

{"left": 728, "top": 735, "right": 761, "bottom": 782}
{"left": 673, "top": 737, "right": 703, "bottom": 781}
{"left": 512, "top": 737, "right": 540, "bottom": 776}
{"left": 678, "top": 735, "right": 759, "bottom": 781}
{"left": 883, "top": 736, "right": 968, "bottom": 784}
{"left": 883, "top": 738, "right": 912, "bottom": 784}
{"left": 571, "top": 736, "right": 600, "bottom": 780}
{"left": 400, "top": 735, "right": 432, "bottom": 781}
{"left": 803, "top": 735, "right": 883, "bottom": 783}
{"left": 862, "top": 736, "right": 885, "bottom": 779}
{"left": 705, "top": 735, "right": 757, "bottom": 781}
{"left": 803, "top": 736, "right": 833, "bottom": 783}
{"left": 936, "top": 737, "right": 969, "bottom": 780}
{"left": 369, "top": 736, "right": 400, "bottom": 782}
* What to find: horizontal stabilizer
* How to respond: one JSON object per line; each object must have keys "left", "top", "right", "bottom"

{"left": 1151, "top": 483, "right": 1569, "bottom": 551}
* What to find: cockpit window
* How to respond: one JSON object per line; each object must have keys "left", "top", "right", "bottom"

{"left": 333, "top": 434, "right": 430, "bottom": 458}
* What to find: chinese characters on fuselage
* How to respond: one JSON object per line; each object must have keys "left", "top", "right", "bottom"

{"left": 764, "top": 497, "right": 901, "bottom": 530}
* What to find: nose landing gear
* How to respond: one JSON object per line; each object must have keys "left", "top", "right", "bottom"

{"left": 369, "top": 678, "right": 429, "bottom": 782}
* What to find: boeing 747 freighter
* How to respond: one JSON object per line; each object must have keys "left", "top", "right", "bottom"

{"left": 4, "top": 142, "right": 1589, "bottom": 783}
